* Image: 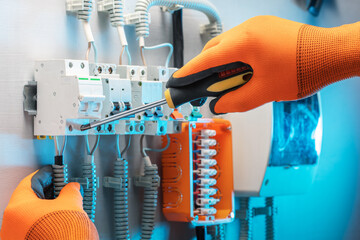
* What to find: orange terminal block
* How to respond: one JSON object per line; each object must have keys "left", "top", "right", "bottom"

{"left": 161, "top": 118, "right": 235, "bottom": 226}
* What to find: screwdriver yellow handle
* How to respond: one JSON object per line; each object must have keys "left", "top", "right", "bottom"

{"left": 164, "top": 71, "right": 252, "bottom": 109}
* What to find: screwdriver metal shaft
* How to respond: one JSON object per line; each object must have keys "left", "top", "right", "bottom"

{"left": 80, "top": 98, "right": 168, "bottom": 131}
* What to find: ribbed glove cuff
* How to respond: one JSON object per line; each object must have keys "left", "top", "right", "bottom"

{"left": 296, "top": 22, "right": 360, "bottom": 98}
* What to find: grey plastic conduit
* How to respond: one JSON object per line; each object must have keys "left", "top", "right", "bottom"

{"left": 135, "top": 0, "right": 222, "bottom": 39}
{"left": 240, "top": 197, "right": 253, "bottom": 240}
{"left": 83, "top": 135, "right": 100, "bottom": 222}
{"left": 53, "top": 136, "right": 68, "bottom": 198}
{"left": 265, "top": 197, "right": 275, "bottom": 240}
{"left": 114, "top": 158, "right": 130, "bottom": 239}
{"left": 140, "top": 164, "right": 159, "bottom": 240}
{"left": 78, "top": 0, "right": 93, "bottom": 21}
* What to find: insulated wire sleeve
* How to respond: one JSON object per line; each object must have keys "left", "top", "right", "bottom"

{"left": 239, "top": 198, "right": 253, "bottom": 240}
{"left": 83, "top": 135, "right": 100, "bottom": 222}
{"left": 78, "top": 0, "right": 93, "bottom": 22}
{"left": 265, "top": 197, "right": 275, "bottom": 240}
{"left": 140, "top": 164, "right": 159, "bottom": 240}
{"left": 141, "top": 134, "right": 170, "bottom": 157}
{"left": 53, "top": 163, "right": 67, "bottom": 198}
{"left": 143, "top": 43, "right": 173, "bottom": 68}
{"left": 114, "top": 158, "right": 130, "bottom": 240}
{"left": 209, "top": 224, "right": 225, "bottom": 240}
{"left": 83, "top": 155, "right": 97, "bottom": 222}
{"left": 76, "top": 0, "right": 98, "bottom": 63}
{"left": 53, "top": 136, "right": 68, "bottom": 198}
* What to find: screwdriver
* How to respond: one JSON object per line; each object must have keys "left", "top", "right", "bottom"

{"left": 80, "top": 64, "right": 253, "bottom": 131}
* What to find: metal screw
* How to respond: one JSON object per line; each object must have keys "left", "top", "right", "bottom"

{"left": 69, "top": 62, "right": 73, "bottom": 68}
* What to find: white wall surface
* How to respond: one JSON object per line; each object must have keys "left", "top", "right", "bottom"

{"left": 0, "top": 0, "right": 359, "bottom": 239}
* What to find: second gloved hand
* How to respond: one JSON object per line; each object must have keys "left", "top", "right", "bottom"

{"left": 0, "top": 166, "right": 99, "bottom": 240}
{"left": 167, "top": 15, "right": 360, "bottom": 113}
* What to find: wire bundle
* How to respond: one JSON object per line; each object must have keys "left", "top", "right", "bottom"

{"left": 53, "top": 136, "right": 68, "bottom": 198}
{"left": 83, "top": 136, "right": 100, "bottom": 222}
{"left": 135, "top": 0, "right": 222, "bottom": 38}
{"left": 140, "top": 164, "right": 160, "bottom": 240}
{"left": 114, "top": 158, "right": 130, "bottom": 240}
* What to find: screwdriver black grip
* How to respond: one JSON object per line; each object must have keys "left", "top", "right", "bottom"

{"left": 165, "top": 70, "right": 252, "bottom": 108}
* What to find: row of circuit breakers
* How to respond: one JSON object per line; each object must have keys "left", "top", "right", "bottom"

{"left": 25, "top": 59, "right": 199, "bottom": 136}
{"left": 24, "top": 59, "right": 235, "bottom": 226}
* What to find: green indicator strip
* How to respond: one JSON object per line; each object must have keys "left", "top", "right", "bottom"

{"left": 78, "top": 78, "right": 100, "bottom": 81}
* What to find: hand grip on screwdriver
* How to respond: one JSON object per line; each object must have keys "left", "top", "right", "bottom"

{"left": 80, "top": 68, "right": 252, "bottom": 131}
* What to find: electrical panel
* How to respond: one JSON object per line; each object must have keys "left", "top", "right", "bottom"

{"left": 162, "top": 119, "right": 235, "bottom": 226}
{"left": 27, "top": 59, "right": 203, "bottom": 137}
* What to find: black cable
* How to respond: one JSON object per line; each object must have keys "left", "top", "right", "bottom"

{"left": 172, "top": 9, "right": 184, "bottom": 68}
{"left": 196, "top": 226, "right": 207, "bottom": 240}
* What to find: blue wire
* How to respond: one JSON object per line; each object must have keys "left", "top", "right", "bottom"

{"left": 142, "top": 134, "right": 170, "bottom": 156}
{"left": 143, "top": 43, "right": 173, "bottom": 68}
{"left": 116, "top": 135, "right": 121, "bottom": 159}
{"left": 125, "top": 45, "right": 132, "bottom": 65}
{"left": 91, "top": 41, "right": 98, "bottom": 63}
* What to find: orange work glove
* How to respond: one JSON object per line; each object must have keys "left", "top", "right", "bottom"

{"left": 0, "top": 166, "right": 99, "bottom": 240}
{"left": 167, "top": 15, "right": 360, "bottom": 113}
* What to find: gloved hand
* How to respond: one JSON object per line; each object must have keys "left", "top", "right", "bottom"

{"left": 0, "top": 166, "right": 99, "bottom": 240}
{"left": 167, "top": 15, "right": 360, "bottom": 114}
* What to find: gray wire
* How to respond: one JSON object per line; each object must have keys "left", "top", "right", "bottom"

{"left": 54, "top": 137, "right": 59, "bottom": 156}
{"left": 86, "top": 135, "right": 100, "bottom": 156}
{"left": 116, "top": 135, "right": 132, "bottom": 159}
{"left": 141, "top": 134, "right": 170, "bottom": 157}
{"left": 54, "top": 136, "right": 67, "bottom": 156}
{"left": 60, "top": 136, "right": 67, "bottom": 155}
{"left": 121, "top": 135, "right": 132, "bottom": 157}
